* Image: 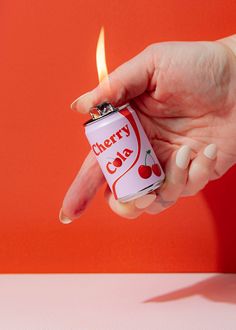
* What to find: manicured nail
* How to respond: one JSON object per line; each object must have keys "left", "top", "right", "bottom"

{"left": 59, "top": 209, "right": 73, "bottom": 224}
{"left": 70, "top": 92, "right": 91, "bottom": 111}
{"left": 108, "top": 194, "right": 139, "bottom": 219}
{"left": 70, "top": 98, "right": 79, "bottom": 110}
{"left": 134, "top": 193, "right": 156, "bottom": 209}
{"left": 204, "top": 144, "right": 217, "bottom": 160}
{"left": 146, "top": 200, "right": 165, "bottom": 215}
{"left": 176, "top": 145, "right": 191, "bottom": 169}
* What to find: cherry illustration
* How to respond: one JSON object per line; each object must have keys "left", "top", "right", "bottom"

{"left": 113, "top": 158, "right": 122, "bottom": 167}
{"left": 138, "top": 149, "right": 152, "bottom": 179}
{"left": 138, "top": 165, "right": 152, "bottom": 179}
{"left": 152, "top": 163, "right": 161, "bottom": 176}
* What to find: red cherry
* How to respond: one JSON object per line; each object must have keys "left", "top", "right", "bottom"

{"left": 138, "top": 165, "right": 152, "bottom": 179}
{"left": 113, "top": 158, "right": 122, "bottom": 167}
{"left": 152, "top": 163, "right": 161, "bottom": 176}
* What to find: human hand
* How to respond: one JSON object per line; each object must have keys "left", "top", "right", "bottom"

{"left": 60, "top": 35, "right": 236, "bottom": 223}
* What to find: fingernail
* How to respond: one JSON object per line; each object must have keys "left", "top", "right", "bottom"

{"left": 70, "top": 98, "right": 79, "bottom": 110}
{"left": 204, "top": 144, "right": 217, "bottom": 160}
{"left": 108, "top": 195, "right": 139, "bottom": 219}
{"left": 134, "top": 193, "right": 156, "bottom": 209}
{"left": 176, "top": 145, "right": 191, "bottom": 169}
{"left": 146, "top": 200, "right": 165, "bottom": 215}
{"left": 59, "top": 209, "right": 73, "bottom": 224}
{"left": 70, "top": 92, "right": 92, "bottom": 111}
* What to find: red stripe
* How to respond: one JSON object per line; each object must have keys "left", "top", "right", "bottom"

{"left": 112, "top": 108, "right": 141, "bottom": 199}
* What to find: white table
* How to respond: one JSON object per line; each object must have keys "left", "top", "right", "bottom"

{"left": 0, "top": 274, "right": 235, "bottom": 330}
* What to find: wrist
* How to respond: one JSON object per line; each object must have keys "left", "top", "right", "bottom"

{"left": 217, "top": 35, "right": 236, "bottom": 114}
{"left": 216, "top": 35, "right": 236, "bottom": 166}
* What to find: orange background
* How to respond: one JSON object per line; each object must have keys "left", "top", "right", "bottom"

{"left": 1, "top": 0, "right": 236, "bottom": 273}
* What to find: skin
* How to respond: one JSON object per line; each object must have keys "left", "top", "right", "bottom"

{"left": 60, "top": 35, "right": 236, "bottom": 221}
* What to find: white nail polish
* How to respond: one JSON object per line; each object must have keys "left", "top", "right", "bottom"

{"left": 108, "top": 195, "right": 139, "bottom": 219}
{"left": 59, "top": 209, "right": 73, "bottom": 224}
{"left": 70, "top": 98, "right": 79, "bottom": 110}
{"left": 176, "top": 145, "right": 191, "bottom": 169}
{"left": 145, "top": 199, "right": 164, "bottom": 214}
{"left": 134, "top": 194, "right": 156, "bottom": 209}
{"left": 70, "top": 92, "right": 91, "bottom": 110}
{"left": 204, "top": 144, "right": 217, "bottom": 160}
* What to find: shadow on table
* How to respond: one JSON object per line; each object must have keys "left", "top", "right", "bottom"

{"left": 143, "top": 274, "right": 236, "bottom": 305}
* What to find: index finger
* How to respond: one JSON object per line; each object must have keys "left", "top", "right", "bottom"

{"left": 59, "top": 151, "right": 105, "bottom": 224}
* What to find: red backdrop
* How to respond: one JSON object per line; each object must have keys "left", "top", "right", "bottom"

{"left": 0, "top": 0, "right": 236, "bottom": 273}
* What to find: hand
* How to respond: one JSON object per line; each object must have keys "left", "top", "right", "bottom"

{"left": 60, "top": 35, "right": 236, "bottom": 223}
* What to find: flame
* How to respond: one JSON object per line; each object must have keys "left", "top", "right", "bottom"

{"left": 96, "top": 27, "right": 108, "bottom": 83}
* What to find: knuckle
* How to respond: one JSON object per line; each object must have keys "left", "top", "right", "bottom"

{"left": 189, "top": 163, "right": 210, "bottom": 181}
{"left": 145, "top": 43, "right": 161, "bottom": 53}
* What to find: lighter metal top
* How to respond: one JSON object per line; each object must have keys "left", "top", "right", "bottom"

{"left": 84, "top": 102, "right": 130, "bottom": 126}
{"left": 90, "top": 102, "right": 118, "bottom": 120}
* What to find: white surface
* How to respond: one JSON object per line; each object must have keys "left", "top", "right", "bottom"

{"left": 0, "top": 274, "right": 235, "bottom": 330}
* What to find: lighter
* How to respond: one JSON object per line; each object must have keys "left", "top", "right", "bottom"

{"left": 84, "top": 102, "right": 165, "bottom": 202}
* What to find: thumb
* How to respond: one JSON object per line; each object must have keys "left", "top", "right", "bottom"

{"left": 71, "top": 46, "right": 154, "bottom": 113}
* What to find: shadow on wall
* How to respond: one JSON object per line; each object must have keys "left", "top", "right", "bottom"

{"left": 203, "top": 167, "right": 236, "bottom": 272}
{"left": 143, "top": 274, "right": 236, "bottom": 305}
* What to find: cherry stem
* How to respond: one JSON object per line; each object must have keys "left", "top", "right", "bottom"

{"left": 145, "top": 151, "right": 148, "bottom": 166}
{"left": 145, "top": 149, "right": 155, "bottom": 164}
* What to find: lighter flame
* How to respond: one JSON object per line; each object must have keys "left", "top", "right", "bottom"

{"left": 96, "top": 27, "right": 108, "bottom": 83}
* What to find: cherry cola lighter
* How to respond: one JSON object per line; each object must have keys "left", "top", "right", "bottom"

{"left": 84, "top": 102, "right": 165, "bottom": 202}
